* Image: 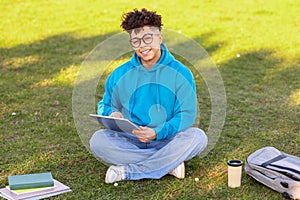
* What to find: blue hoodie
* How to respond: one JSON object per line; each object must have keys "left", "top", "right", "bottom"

{"left": 98, "top": 44, "right": 197, "bottom": 140}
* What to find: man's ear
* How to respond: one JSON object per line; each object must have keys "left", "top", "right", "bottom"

{"left": 159, "top": 34, "right": 163, "bottom": 44}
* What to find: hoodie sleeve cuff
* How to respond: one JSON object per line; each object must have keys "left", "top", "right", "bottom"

{"left": 153, "top": 125, "right": 164, "bottom": 141}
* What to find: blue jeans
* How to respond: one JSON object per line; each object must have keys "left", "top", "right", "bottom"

{"left": 90, "top": 127, "right": 207, "bottom": 180}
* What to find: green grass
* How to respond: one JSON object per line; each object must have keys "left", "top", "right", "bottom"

{"left": 1, "top": 0, "right": 299, "bottom": 199}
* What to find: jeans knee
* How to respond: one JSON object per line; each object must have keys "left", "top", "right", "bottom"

{"left": 89, "top": 130, "right": 103, "bottom": 153}
{"left": 197, "top": 128, "right": 208, "bottom": 146}
{"left": 190, "top": 127, "right": 208, "bottom": 150}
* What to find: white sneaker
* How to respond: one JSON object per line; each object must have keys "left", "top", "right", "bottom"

{"left": 169, "top": 162, "right": 185, "bottom": 179}
{"left": 105, "top": 166, "right": 125, "bottom": 183}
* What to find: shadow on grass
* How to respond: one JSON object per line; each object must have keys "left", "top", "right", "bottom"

{"left": 210, "top": 49, "right": 299, "bottom": 153}
{"left": 0, "top": 31, "right": 119, "bottom": 184}
{"left": 0, "top": 31, "right": 119, "bottom": 89}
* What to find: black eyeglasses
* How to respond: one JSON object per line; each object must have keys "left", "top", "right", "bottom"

{"left": 129, "top": 33, "right": 160, "bottom": 48}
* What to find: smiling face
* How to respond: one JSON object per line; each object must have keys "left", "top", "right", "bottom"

{"left": 130, "top": 26, "right": 162, "bottom": 69}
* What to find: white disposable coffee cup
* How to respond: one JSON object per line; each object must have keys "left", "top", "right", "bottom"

{"left": 227, "top": 159, "right": 243, "bottom": 188}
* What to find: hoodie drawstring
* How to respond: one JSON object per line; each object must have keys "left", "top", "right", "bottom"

{"left": 156, "top": 67, "right": 161, "bottom": 112}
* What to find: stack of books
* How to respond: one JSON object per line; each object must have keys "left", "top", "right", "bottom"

{"left": 0, "top": 172, "right": 71, "bottom": 200}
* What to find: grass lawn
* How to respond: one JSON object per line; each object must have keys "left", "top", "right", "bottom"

{"left": 1, "top": 0, "right": 299, "bottom": 199}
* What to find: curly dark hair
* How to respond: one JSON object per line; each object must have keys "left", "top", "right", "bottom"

{"left": 121, "top": 8, "right": 163, "bottom": 33}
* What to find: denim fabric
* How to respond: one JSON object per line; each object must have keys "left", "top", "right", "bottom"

{"left": 90, "top": 127, "right": 207, "bottom": 180}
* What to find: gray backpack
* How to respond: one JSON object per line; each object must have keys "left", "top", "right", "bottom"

{"left": 245, "top": 146, "right": 300, "bottom": 199}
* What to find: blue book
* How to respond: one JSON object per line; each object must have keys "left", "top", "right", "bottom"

{"left": 8, "top": 172, "right": 54, "bottom": 190}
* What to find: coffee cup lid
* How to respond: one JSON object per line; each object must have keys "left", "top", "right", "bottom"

{"left": 227, "top": 159, "right": 243, "bottom": 166}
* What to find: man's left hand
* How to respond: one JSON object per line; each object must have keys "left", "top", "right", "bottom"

{"left": 132, "top": 126, "right": 156, "bottom": 143}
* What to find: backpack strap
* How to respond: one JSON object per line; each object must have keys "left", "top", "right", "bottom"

{"left": 261, "top": 154, "right": 286, "bottom": 167}
{"left": 261, "top": 154, "right": 300, "bottom": 181}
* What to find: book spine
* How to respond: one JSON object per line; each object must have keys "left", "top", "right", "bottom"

{"left": 10, "top": 180, "right": 54, "bottom": 190}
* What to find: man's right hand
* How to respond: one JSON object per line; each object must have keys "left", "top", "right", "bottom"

{"left": 109, "top": 112, "right": 124, "bottom": 118}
